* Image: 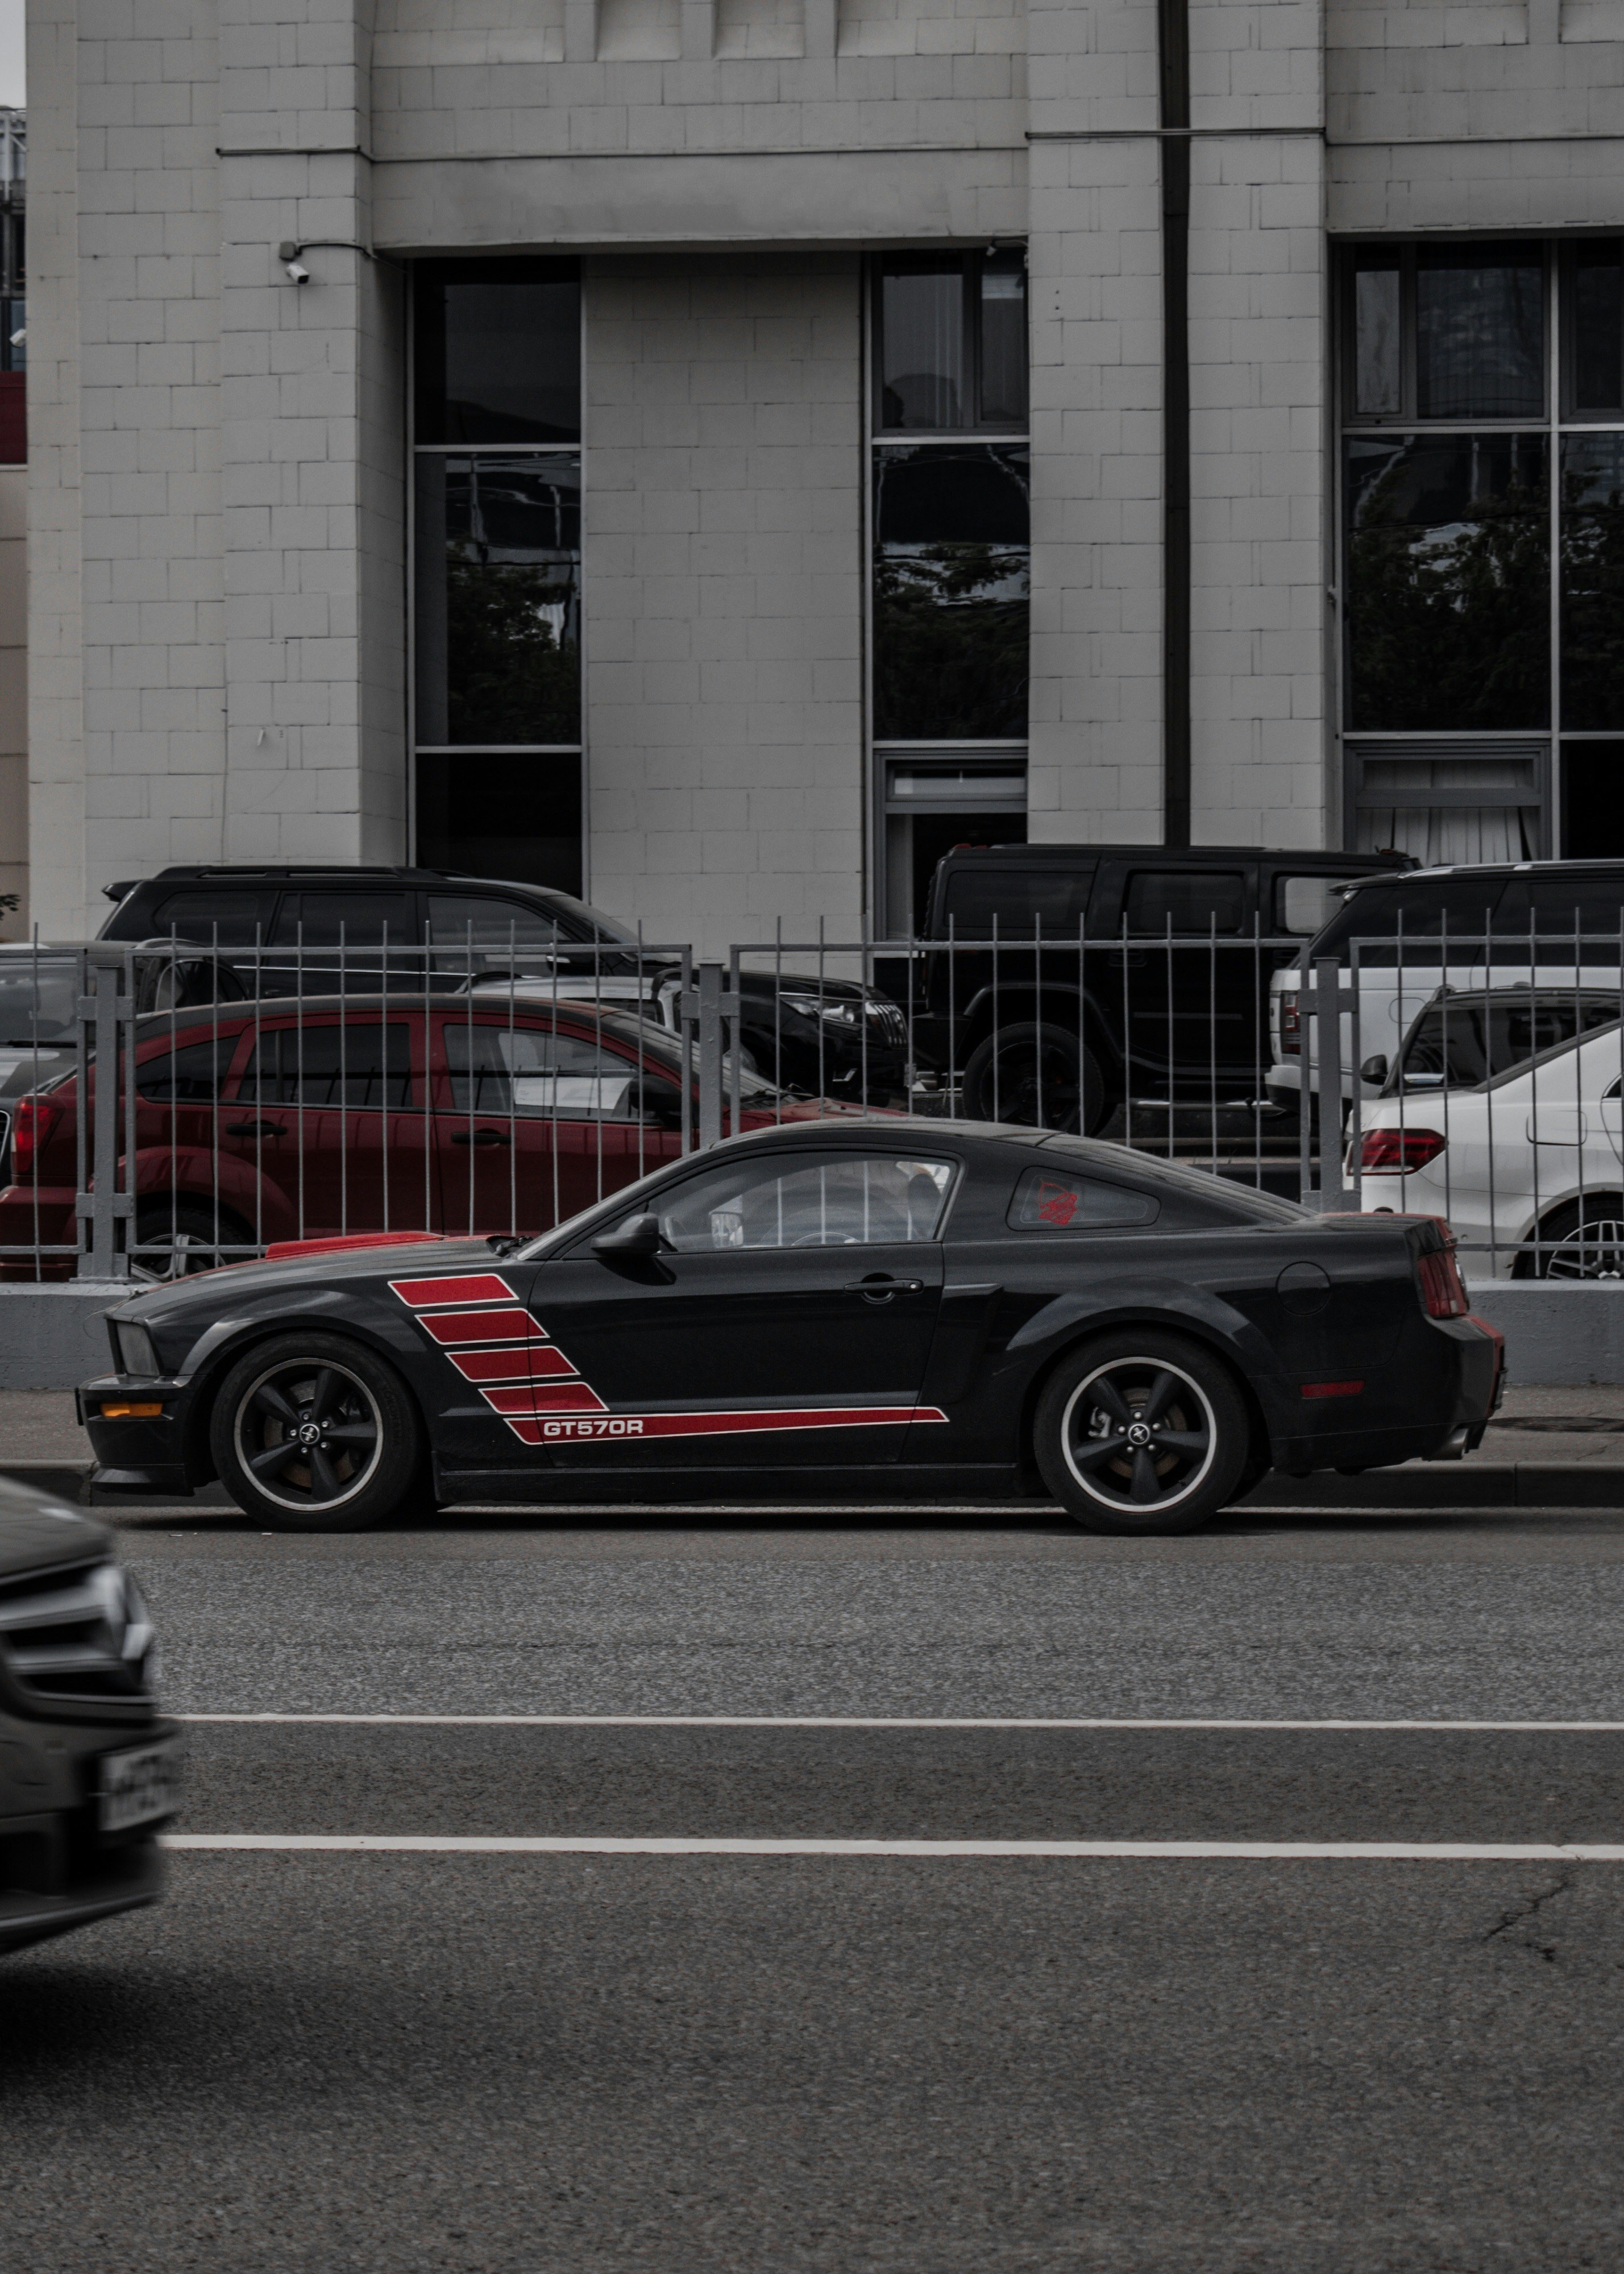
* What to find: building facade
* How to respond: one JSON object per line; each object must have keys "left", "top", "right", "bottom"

{"left": 22, "top": 0, "right": 1624, "bottom": 947}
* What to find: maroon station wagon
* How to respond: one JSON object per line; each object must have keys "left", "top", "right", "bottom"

{"left": 0, "top": 997, "right": 840, "bottom": 1277}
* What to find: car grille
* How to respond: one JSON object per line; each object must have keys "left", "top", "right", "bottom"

{"left": 0, "top": 1557, "right": 157, "bottom": 1712}
{"left": 865, "top": 1002, "right": 908, "bottom": 1050}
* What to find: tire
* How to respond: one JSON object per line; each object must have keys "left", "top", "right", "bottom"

{"left": 1033, "top": 1330, "right": 1250, "bottom": 1536}
{"left": 131, "top": 1200, "right": 253, "bottom": 1280}
{"left": 962, "top": 1022, "right": 1108, "bottom": 1134}
{"left": 1521, "top": 1197, "right": 1624, "bottom": 1280}
{"left": 209, "top": 1331, "right": 424, "bottom": 1532}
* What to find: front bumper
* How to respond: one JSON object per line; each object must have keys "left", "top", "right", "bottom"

{"left": 77, "top": 1373, "right": 198, "bottom": 1497}
{"left": 1, "top": 1713, "right": 181, "bottom": 1955}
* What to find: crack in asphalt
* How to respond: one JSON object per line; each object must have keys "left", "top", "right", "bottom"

{"left": 1482, "top": 1868, "right": 1577, "bottom": 1960}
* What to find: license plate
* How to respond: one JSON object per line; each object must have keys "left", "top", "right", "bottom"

{"left": 97, "top": 1738, "right": 183, "bottom": 1833}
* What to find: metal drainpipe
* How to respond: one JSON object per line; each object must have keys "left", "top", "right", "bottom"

{"left": 1158, "top": 0, "right": 1192, "bottom": 849}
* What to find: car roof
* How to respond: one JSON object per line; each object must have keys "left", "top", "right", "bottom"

{"left": 1345, "top": 857, "right": 1624, "bottom": 893}
{"left": 128, "top": 991, "right": 627, "bottom": 1040}
{"left": 934, "top": 844, "right": 1403, "bottom": 866}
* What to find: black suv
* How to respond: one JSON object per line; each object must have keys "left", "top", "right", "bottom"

{"left": 909, "top": 843, "right": 1413, "bottom": 1130}
{"left": 99, "top": 866, "right": 911, "bottom": 1105}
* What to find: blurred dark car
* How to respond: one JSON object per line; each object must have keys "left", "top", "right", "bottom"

{"left": 0, "top": 1475, "right": 178, "bottom": 1955}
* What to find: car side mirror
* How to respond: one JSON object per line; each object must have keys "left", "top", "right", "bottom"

{"left": 1359, "top": 1054, "right": 1388, "bottom": 1086}
{"left": 627, "top": 1076, "right": 684, "bottom": 1130}
{"left": 593, "top": 1211, "right": 664, "bottom": 1258}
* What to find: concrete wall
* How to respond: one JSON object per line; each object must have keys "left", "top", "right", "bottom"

{"left": 584, "top": 253, "right": 865, "bottom": 956}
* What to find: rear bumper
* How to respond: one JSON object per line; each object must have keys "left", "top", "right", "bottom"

{"left": 1267, "top": 1312, "right": 1502, "bottom": 1476}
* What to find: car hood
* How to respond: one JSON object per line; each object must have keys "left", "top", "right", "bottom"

{"left": 0, "top": 1474, "right": 111, "bottom": 1581}
{"left": 108, "top": 1234, "right": 508, "bottom": 1324}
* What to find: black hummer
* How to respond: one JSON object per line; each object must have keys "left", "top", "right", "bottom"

{"left": 908, "top": 843, "right": 1412, "bottom": 1130}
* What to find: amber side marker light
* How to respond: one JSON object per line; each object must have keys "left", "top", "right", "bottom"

{"left": 1300, "top": 1381, "right": 1364, "bottom": 1400}
{"left": 99, "top": 1401, "right": 164, "bottom": 1420}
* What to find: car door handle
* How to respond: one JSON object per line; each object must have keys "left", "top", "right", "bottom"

{"left": 844, "top": 1275, "right": 924, "bottom": 1301}
{"left": 225, "top": 1120, "right": 287, "bottom": 1138}
{"left": 451, "top": 1128, "right": 512, "bottom": 1147}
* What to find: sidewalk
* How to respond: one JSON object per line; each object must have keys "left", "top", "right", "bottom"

{"left": 9, "top": 1385, "right": 1624, "bottom": 1512}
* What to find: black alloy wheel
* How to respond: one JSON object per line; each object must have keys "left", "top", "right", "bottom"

{"left": 962, "top": 1023, "right": 1107, "bottom": 1134}
{"left": 1523, "top": 1198, "right": 1624, "bottom": 1280}
{"left": 1035, "top": 1331, "right": 1249, "bottom": 1535}
{"left": 210, "top": 1331, "right": 423, "bottom": 1532}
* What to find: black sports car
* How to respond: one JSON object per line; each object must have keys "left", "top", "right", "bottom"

{"left": 77, "top": 1121, "right": 1502, "bottom": 1537}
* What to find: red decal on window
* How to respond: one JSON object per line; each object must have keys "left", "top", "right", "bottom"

{"left": 390, "top": 1272, "right": 516, "bottom": 1310}
{"left": 1035, "top": 1184, "right": 1078, "bottom": 1226}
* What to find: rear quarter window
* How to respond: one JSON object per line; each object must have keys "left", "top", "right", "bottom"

{"left": 1007, "top": 1166, "right": 1158, "bottom": 1230}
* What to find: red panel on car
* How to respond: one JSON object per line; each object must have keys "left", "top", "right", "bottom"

{"left": 481, "top": 1381, "right": 608, "bottom": 1415}
{"left": 390, "top": 1272, "right": 516, "bottom": 1309}
{"left": 449, "top": 1345, "right": 578, "bottom": 1384}
{"left": 419, "top": 1306, "right": 542, "bottom": 1345}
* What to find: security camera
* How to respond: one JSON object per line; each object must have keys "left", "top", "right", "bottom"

{"left": 285, "top": 259, "right": 310, "bottom": 284}
{"left": 276, "top": 241, "right": 310, "bottom": 283}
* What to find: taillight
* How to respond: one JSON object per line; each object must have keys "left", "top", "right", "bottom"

{"left": 1417, "top": 1243, "right": 1469, "bottom": 1319}
{"left": 1359, "top": 1126, "right": 1445, "bottom": 1173}
{"left": 10, "top": 1096, "right": 61, "bottom": 1180}
{"left": 1280, "top": 991, "right": 1300, "bottom": 1054}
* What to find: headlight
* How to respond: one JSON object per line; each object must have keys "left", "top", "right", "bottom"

{"left": 780, "top": 993, "right": 863, "bottom": 1028}
{"left": 115, "top": 1320, "right": 159, "bottom": 1377}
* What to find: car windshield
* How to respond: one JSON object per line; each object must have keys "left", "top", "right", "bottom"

{"left": 1394, "top": 990, "right": 1621, "bottom": 1090}
{"left": 0, "top": 957, "right": 81, "bottom": 1047}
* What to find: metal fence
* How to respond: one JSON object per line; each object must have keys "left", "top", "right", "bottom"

{"left": 1, "top": 916, "right": 1621, "bottom": 1283}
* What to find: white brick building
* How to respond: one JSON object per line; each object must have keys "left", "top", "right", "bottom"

{"left": 22, "top": 0, "right": 1624, "bottom": 946}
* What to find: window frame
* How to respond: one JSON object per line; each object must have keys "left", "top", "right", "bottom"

{"left": 871, "top": 250, "right": 1029, "bottom": 439}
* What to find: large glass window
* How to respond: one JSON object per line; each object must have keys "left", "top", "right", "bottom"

{"left": 412, "top": 259, "right": 583, "bottom": 892}
{"left": 870, "top": 249, "right": 1031, "bottom": 937}
{"left": 1344, "top": 433, "right": 1550, "bottom": 732}
{"left": 874, "top": 249, "right": 1027, "bottom": 435}
{"left": 872, "top": 445, "right": 1029, "bottom": 742}
{"left": 1340, "top": 239, "right": 1624, "bottom": 861}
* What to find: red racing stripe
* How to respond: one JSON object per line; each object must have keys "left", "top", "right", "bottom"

{"left": 420, "top": 1306, "right": 543, "bottom": 1346}
{"left": 512, "top": 1404, "right": 949, "bottom": 1445}
{"left": 483, "top": 1381, "right": 609, "bottom": 1417}
{"left": 450, "top": 1345, "right": 578, "bottom": 1384}
{"left": 390, "top": 1272, "right": 516, "bottom": 1310}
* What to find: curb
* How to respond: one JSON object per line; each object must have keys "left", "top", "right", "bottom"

{"left": 5, "top": 1459, "right": 1624, "bottom": 1514}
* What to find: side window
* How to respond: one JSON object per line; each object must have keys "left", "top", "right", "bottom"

{"left": 445, "top": 1023, "right": 641, "bottom": 1121}
{"left": 1276, "top": 875, "right": 1341, "bottom": 937}
{"left": 1006, "top": 1165, "right": 1158, "bottom": 1230}
{"left": 149, "top": 890, "right": 277, "bottom": 947}
{"left": 135, "top": 1035, "right": 239, "bottom": 1105}
{"left": 1519, "top": 875, "right": 1624, "bottom": 941}
{"left": 1123, "top": 870, "right": 1247, "bottom": 936}
{"left": 239, "top": 1024, "right": 415, "bottom": 1109}
{"left": 269, "top": 894, "right": 417, "bottom": 946}
{"left": 428, "top": 896, "right": 564, "bottom": 950}
{"left": 651, "top": 1152, "right": 956, "bottom": 1251}
{"left": 938, "top": 871, "right": 1091, "bottom": 939}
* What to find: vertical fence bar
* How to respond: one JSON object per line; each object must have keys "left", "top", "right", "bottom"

{"left": 1314, "top": 955, "right": 1344, "bottom": 1212}
{"left": 696, "top": 962, "right": 725, "bottom": 1150}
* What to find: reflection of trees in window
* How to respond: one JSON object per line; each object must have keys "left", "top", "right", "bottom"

{"left": 1561, "top": 436, "right": 1624, "bottom": 731}
{"left": 1415, "top": 244, "right": 1544, "bottom": 420}
{"left": 1344, "top": 434, "right": 1549, "bottom": 731}
{"left": 873, "top": 445, "right": 1029, "bottom": 740}
{"left": 416, "top": 456, "right": 582, "bottom": 746}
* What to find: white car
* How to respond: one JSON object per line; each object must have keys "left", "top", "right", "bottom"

{"left": 1267, "top": 858, "right": 1624, "bottom": 1121}
{"left": 1349, "top": 1000, "right": 1624, "bottom": 1279}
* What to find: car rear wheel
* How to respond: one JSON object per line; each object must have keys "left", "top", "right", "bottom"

{"left": 209, "top": 1332, "right": 423, "bottom": 1532}
{"left": 1035, "top": 1332, "right": 1249, "bottom": 1535}
{"left": 1522, "top": 1197, "right": 1624, "bottom": 1280}
{"left": 962, "top": 1023, "right": 1108, "bottom": 1134}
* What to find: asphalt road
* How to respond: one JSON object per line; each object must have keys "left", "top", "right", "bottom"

{"left": 10, "top": 1506, "right": 1624, "bottom": 2271}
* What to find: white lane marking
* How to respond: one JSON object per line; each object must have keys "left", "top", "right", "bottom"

{"left": 176, "top": 1714, "right": 1624, "bottom": 1732}
{"left": 163, "top": 1835, "right": 1624, "bottom": 1859}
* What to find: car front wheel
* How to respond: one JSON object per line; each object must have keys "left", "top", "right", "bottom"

{"left": 209, "top": 1332, "right": 424, "bottom": 1532}
{"left": 1035, "top": 1331, "right": 1250, "bottom": 1535}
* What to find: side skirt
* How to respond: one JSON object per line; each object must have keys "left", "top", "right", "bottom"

{"left": 431, "top": 1462, "right": 1029, "bottom": 1507}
